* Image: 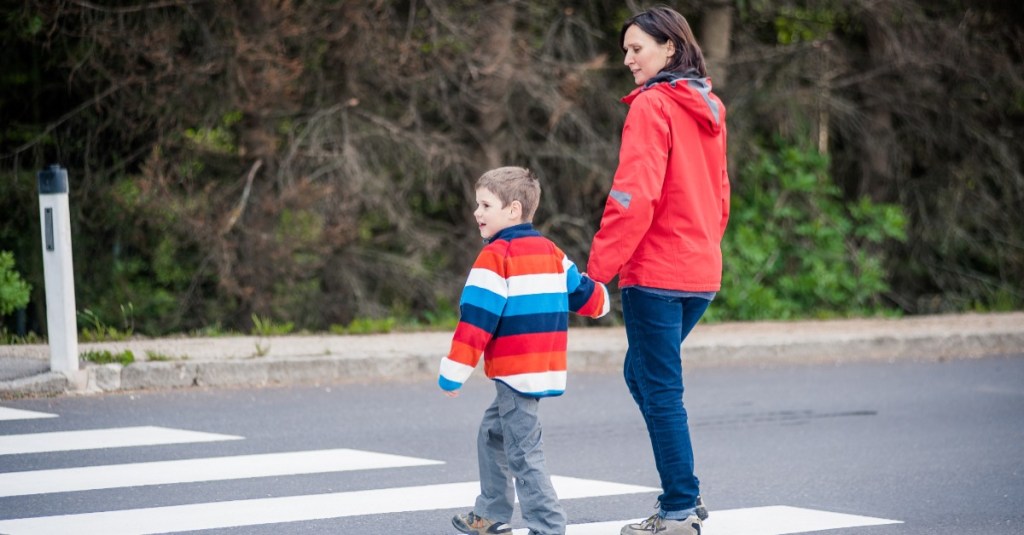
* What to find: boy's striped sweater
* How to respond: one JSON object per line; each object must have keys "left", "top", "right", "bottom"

{"left": 438, "top": 223, "right": 610, "bottom": 398}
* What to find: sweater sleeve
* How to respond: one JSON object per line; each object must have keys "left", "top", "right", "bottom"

{"left": 563, "top": 254, "right": 610, "bottom": 319}
{"left": 438, "top": 245, "right": 508, "bottom": 391}
{"left": 588, "top": 94, "right": 670, "bottom": 283}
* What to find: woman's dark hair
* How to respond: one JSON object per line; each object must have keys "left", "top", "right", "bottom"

{"left": 620, "top": 6, "right": 707, "bottom": 77}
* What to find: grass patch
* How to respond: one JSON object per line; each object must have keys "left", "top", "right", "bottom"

{"left": 251, "top": 314, "right": 294, "bottom": 336}
{"left": 145, "top": 350, "right": 184, "bottom": 361}
{"left": 330, "top": 317, "right": 397, "bottom": 335}
{"left": 81, "top": 349, "right": 135, "bottom": 366}
{"left": 0, "top": 328, "right": 43, "bottom": 345}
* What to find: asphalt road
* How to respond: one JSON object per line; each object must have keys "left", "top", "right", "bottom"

{"left": 1, "top": 355, "right": 1022, "bottom": 534}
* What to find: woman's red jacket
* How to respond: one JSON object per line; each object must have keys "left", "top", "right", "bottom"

{"left": 588, "top": 75, "right": 730, "bottom": 292}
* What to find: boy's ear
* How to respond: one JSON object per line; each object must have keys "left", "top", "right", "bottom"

{"left": 509, "top": 200, "right": 523, "bottom": 220}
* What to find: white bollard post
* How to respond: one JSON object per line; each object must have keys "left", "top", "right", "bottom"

{"left": 37, "top": 164, "right": 79, "bottom": 374}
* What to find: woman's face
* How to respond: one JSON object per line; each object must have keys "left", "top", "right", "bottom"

{"left": 622, "top": 24, "right": 674, "bottom": 86}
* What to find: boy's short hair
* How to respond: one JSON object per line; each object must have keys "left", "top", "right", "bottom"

{"left": 475, "top": 166, "right": 541, "bottom": 222}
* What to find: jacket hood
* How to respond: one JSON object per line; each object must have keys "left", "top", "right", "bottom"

{"left": 622, "top": 69, "right": 724, "bottom": 135}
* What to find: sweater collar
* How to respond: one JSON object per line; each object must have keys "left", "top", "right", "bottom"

{"left": 486, "top": 222, "right": 539, "bottom": 244}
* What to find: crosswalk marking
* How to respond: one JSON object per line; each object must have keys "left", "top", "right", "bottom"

{"left": 0, "top": 476, "right": 656, "bottom": 535}
{"left": 0, "top": 406, "right": 58, "bottom": 421}
{"left": 0, "top": 426, "right": 242, "bottom": 455}
{"left": 0, "top": 448, "right": 443, "bottom": 497}
{"left": 512, "top": 506, "right": 901, "bottom": 534}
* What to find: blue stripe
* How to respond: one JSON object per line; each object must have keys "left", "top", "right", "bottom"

{"left": 494, "top": 312, "right": 567, "bottom": 337}
{"left": 504, "top": 293, "right": 568, "bottom": 316}
{"left": 438, "top": 376, "right": 462, "bottom": 391}
{"left": 565, "top": 263, "right": 582, "bottom": 292}
{"left": 460, "top": 304, "right": 500, "bottom": 333}
{"left": 568, "top": 276, "right": 596, "bottom": 312}
{"left": 460, "top": 285, "right": 506, "bottom": 317}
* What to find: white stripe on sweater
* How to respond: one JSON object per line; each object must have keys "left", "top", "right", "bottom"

{"left": 439, "top": 357, "right": 475, "bottom": 385}
{"left": 496, "top": 370, "right": 567, "bottom": 395}
{"left": 465, "top": 268, "right": 508, "bottom": 297}
{"left": 507, "top": 273, "right": 567, "bottom": 297}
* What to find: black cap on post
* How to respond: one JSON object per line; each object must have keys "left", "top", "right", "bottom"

{"left": 38, "top": 165, "right": 69, "bottom": 194}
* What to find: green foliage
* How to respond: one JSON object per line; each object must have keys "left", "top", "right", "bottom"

{"left": 145, "top": 350, "right": 184, "bottom": 361}
{"left": 772, "top": 4, "right": 847, "bottom": 44}
{"left": 710, "top": 142, "right": 906, "bottom": 321}
{"left": 78, "top": 306, "right": 134, "bottom": 342}
{"left": 0, "top": 251, "right": 31, "bottom": 316}
{"left": 1, "top": 1, "right": 1018, "bottom": 339}
{"left": 250, "top": 314, "right": 294, "bottom": 336}
{"left": 81, "top": 349, "right": 135, "bottom": 366}
{"left": 184, "top": 111, "right": 241, "bottom": 155}
{"left": 189, "top": 323, "right": 236, "bottom": 337}
{"left": 418, "top": 300, "right": 460, "bottom": 331}
{"left": 330, "top": 317, "right": 397, "bottom": 335}
{"left": 0, "top": 328, "right": 43, "bottom": 345}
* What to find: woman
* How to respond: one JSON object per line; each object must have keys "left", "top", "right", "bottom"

{"left": 587, "top": 6, "right": 730, "bottom": 535}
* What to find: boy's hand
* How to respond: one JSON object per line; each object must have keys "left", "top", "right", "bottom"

{"left": 443, "top": 390, "right": 459, "bottom": 398}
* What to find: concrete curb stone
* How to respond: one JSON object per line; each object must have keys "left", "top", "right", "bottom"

{"left": 1, "top": 312, "right": 1021, "bottom": 398}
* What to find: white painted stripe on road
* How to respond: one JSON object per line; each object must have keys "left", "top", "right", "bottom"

{"left": 0, "top": 448, "right": 443, "bottom": 497}
{"left": 0, "top": 426, "right": 242, "bottom": 455}
{"left": 0, "top": 407, "right": 58, "bottom": 421}
{"left": 511, "top": 505, "right": 902, "bottom": 534}
{"left": 0, "top": 476, "right": 656, "bottom": 535}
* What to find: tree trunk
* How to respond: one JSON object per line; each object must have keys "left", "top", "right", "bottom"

{"left": 859, "top": 15, "right": 896, "bottom": 201}
{"left": 469, "top": 3, "right": 516, "bottom": 173}
{"left": 700, "top": 1, "right": 734, "bottom": 89}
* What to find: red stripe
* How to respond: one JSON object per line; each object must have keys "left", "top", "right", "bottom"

{"left": 451, "top": 322, "right": 492, "bottom": 354}
{"left": 485, "top": 352, "right": 567, "bottom": 376}
{"left": 486, "top": 331, "right": 567, "bottom": 357}
{"left": 509, "top": 237, "right": 561, "bottom": 255}
{"left": 576, "top": 289, "right": 606, "bottom": 317}
{"left": 472, "top": 248, "right": 506, "bottom": 274}
{"left": 505, "top": 254, "right": 564, "bottom": 277}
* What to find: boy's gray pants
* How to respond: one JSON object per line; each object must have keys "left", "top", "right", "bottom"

{"left": 475, "top": 381, "right": 566, "bottom": 535}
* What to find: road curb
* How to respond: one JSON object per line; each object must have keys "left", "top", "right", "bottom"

{"left": 2, "top": 313, "right": 1022, "bottom": 398}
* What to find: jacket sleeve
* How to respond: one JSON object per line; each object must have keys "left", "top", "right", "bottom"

{"left": 720, "top": 125, "right": 731, "bottom": 237}
{"left": 438, "top": 246, "right": 508, "bottom": 391}
{"left": 563, "top": 253, "right": 610, "bottom": 319}
{"left": 588, "top": 94, "right": 670, "bottom": 283}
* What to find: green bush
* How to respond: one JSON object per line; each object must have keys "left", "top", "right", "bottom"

{"left": 0, "top": 251, "right": 31, "bottom": 316}
{"left": 710, "top": 143, "right": 906, "bottom": 321}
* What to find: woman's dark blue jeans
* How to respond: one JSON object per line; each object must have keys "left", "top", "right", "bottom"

{"left": 621, "top": 286, "right": 710, "bottom": 518}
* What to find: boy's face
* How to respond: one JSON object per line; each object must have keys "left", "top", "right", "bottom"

{"left": 474, "top": 187, "right": 522, "bottom": 239}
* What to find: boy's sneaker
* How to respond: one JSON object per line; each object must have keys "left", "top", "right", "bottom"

{"left": 452, "top": 511, "right": 511, "bottom": 534}
{"left": 620, "top": 513, "right": 702, "bottom": 535}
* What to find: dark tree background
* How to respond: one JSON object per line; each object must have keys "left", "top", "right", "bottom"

{"left": 1, "top": 0, "right": 1021, "bottom": 337}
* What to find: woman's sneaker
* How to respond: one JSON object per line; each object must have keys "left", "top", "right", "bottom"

{"left": 653, "top": 496, "right": 709, "bottom": 521}
{"left": 695, "top": 495, "right": 709, "bottom": 521}
{"left": 620, "top": 513, "right": 702, "bottom": 535}
{"left": 452, "top": 511, "right": 511, "bottom": 534}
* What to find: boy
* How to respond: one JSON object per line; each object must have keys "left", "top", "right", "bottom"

{"left": 439, "top": 166, "right": 610, "bottom": 535}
